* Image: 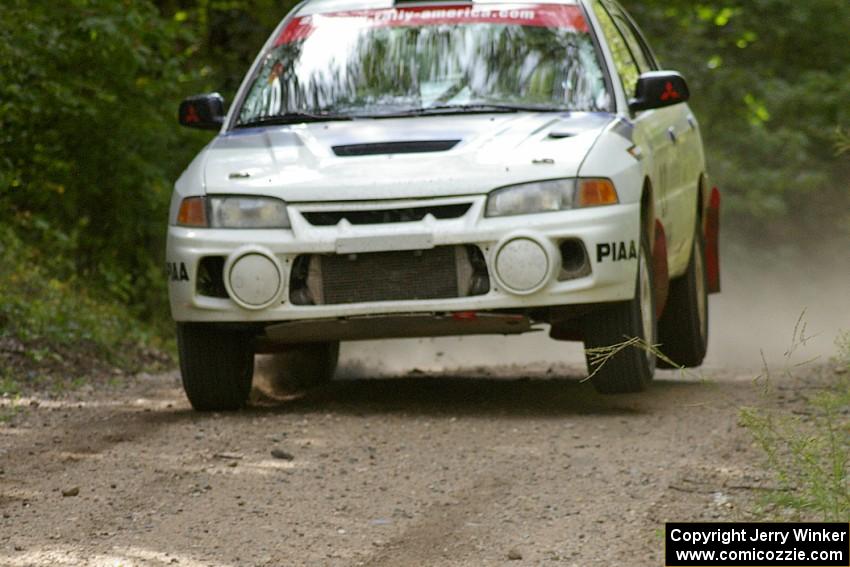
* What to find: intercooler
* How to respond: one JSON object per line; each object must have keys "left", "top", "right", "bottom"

{"left": 289, "top": 245, "right": 490, "bottom": 305}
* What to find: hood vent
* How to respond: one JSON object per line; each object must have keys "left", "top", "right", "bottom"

{"left": 548, "top": 130, "right": 579, "bottom": 139}
{"left": 332, "top": 140, "right": 460, "bottom": 157}
{"left": 303, "top": 203, "right": 471, "bottom": 226}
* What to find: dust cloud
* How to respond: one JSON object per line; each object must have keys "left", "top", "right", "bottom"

{"left": 338, "top": 238, "right": 849, "bottom": 377}
{"left": 704, "top": 240, "right": 849, "bottom": 370}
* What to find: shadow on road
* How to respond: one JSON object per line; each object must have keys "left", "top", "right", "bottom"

{"left": 247, "top": 370, "right": 710, "bottom": 419}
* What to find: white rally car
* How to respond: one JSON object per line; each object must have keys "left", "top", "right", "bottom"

{"left": 169, "top": 0, "right": 721, "bottom": 410}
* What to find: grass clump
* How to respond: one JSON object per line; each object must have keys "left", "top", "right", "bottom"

{"left": 740, "top": 331, "right": 850, "bottom": 521}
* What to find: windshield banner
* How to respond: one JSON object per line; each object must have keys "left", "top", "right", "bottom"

{"left": 275, "top": 4, "right": 588, "bottom": 45}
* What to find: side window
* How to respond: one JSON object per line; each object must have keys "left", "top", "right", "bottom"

{"left": 606, "top": 2, "right": 658, "bottom": 72}
{"left": 592, "top": 2, "right": 641, "bottom": 97}
{"left": 626, "top": 20, "right": 660, "bottom": 70}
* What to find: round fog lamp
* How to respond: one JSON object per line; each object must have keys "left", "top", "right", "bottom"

{"left": 495, "top": 238, "right": 550, "bottom": 294}
{"left": 226, "top": 253, "right": 282, "bottom": 309}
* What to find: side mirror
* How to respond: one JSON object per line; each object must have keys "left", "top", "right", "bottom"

{"left": 628, "top": 71, "right": 690, "bottom": 113}
{"left": 179, "top": 93, "right": 225, "bottom": 130}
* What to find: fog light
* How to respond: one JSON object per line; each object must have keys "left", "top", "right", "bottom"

{"left": 494, "top": 238, "right": 550, "bottom": 294}
{"left": 226, "top": 252, "right": 282, "bottom": 309}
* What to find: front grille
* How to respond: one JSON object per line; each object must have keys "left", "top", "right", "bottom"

{"left": 303, "top": 204, "right": 471, "bottom": 226}
{"left": 332, "top": 140, "right": 459, "bottom": 157}
{"left": 290, "top": 246, "right": 490, "bottom": 305}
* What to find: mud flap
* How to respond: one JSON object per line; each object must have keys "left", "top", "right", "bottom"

{"left": 653, "top": 220, "right": 670, "bottom": 318}
{"left": 705, "top": 187, "right": 721, "bottom": 293}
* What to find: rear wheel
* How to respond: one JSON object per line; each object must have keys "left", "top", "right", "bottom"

{"left": 268, "top": 342, "right": 340, "bottom": 394}
{"left": 177, "top": 323, "right": 254, "bottom": 411}
{"left": 657, "top": 225, "right": 709, "bottom": 368}
{"left": 583, "top": 233, "right": 656, "bottom": 394}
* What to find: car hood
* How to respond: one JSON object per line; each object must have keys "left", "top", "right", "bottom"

{"left": 201, "top": 112, "right": 614, "bottom": 202}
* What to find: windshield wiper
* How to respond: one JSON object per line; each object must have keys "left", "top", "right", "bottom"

{"left": 234, "top": 112, "right": 353, "bottom": 128}
{"left": 369, "top": 103, "right": 569, "bottom": 118}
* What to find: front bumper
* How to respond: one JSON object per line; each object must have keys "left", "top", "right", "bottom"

{"left": 167, "top": 196, "right": 641, "bottom": 325}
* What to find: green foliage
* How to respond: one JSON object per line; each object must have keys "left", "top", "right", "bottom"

{"left": 0, "top": 0, "right": 206, "bottom": 324}
{"left": 623, "top": 0, "right": 850, "bottom": 237}
{"left": 0, "top": 225, "right": 171, "bottom": 356}
{"left": 836, "top": 128, "right": 850, "bottom": 156}
{"left": 0, "top": 225, "right": 172, "bottom": 388}
{"left": 155, "top": 0, "right": 292, "bottom": 98}
{"left": 740, "top": 335, "right": 850, "bottom": 521}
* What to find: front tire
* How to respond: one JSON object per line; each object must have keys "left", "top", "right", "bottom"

{"left": 177, "top": 323, "right": 254, "bottom": 411}
{"left": 583, "top": 233, "right": 657, "bottom": 394}
{"left": 657, "top": 225, "right": 709, "bottom": 368}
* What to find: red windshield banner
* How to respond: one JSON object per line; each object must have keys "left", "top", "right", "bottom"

{"left": 275, "top": 4, "right": 588, "bottom": 45}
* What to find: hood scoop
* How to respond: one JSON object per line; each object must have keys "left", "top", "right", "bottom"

{"left": 332, "top": 140, "right": 460, "bottom": 157}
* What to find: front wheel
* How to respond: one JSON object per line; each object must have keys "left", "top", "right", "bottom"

{"left": 582, "top": 233, "right": 657, "bottom": 394}
{"left": 177, "top": 323, "right": 255, "bottom": 411}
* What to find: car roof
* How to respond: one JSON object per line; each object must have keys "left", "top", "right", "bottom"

{"left": 296, "top": 0, "right": 586, "bottom": 17}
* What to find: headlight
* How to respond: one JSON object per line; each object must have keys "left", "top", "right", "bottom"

{"left": 177, "top": 196, "right": 290, "bottom": 228}
{"left": 485, "top": 179, "right": 575, "bottom": 217}
{"left": 485, "top": 178, "right": 618, "bottom": 217}
{"left": 210, "top": 196, "right": 290, "bottom": 228}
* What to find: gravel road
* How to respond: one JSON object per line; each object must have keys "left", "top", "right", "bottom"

{"left": 3, "top": 351, "right": 824, "bottom": 567}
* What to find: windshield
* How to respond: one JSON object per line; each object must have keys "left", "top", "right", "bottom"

{"left": 235, "top": 3, "right": 611, "bottom": 126}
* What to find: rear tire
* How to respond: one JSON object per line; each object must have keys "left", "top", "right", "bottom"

{"left": 268, "top": 342, "right": 340, "bottom": 394}
{"left": 177, "top": 323, "right": 254, "bottom": 411}
{"left": 583, "top": 233, "right": 656, "bottom": 394}
{"left": 657, "top": 225, "right": 709, "bottom": 368}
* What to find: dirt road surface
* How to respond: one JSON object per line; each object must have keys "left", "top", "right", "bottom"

{"left": 0, "top": 357, "right": 829, "bottom": 567}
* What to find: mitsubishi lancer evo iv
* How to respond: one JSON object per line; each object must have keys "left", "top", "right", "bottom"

{"left": 169, "top": 0, "right": 721, "bottom": 410}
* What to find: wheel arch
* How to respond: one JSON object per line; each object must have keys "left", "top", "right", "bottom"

{"left": 640, "top": 177, "right": 655, "bottom": 246}
{"left": 697, "top": 173, "right": 708, "bottom": 228}
{"left": 641, "top": 177, "right": 670, "bottom": 317}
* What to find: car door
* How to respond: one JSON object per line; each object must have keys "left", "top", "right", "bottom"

{"left": 592, "top": 1, "right": 678, "bottom": 251}
{"left": 606, "top": 0, "right": 701, "bottom": 265}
